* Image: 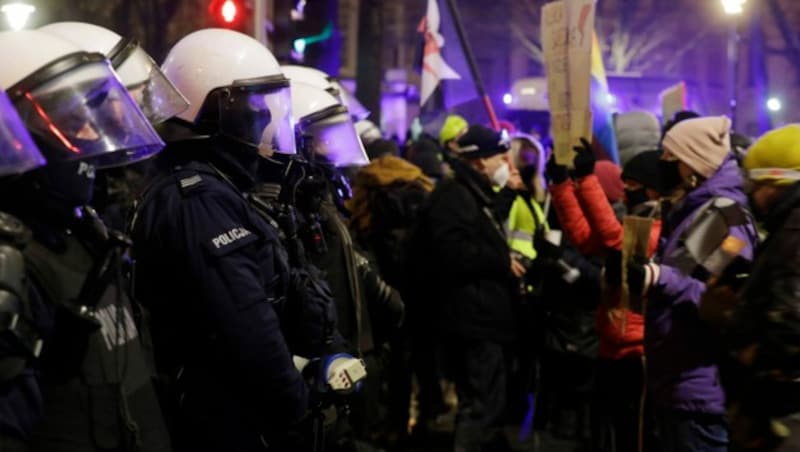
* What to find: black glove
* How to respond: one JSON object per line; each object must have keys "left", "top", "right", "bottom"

{"left": 627, "top": 256, "right": 648, "bottom": 296}
{"left": 604, "top": 250, "right": 623, "bottom": 287}
{"left": 545, "top": 155, "right": 569, "bottom": 184}
{"left": 572, "top": 138, "right": 596, "bottom": 178}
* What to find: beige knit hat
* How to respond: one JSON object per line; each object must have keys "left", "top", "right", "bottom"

{"left": 662, "top": 116, "right": 731, "bottom": 178}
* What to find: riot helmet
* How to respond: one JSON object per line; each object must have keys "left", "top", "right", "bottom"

{"left": 161, "top": 28, "right": 296, "bottom": 157}
{"left": 281, "top": 64, "right": 370, "bottom": 121}
{"left": 39, "top": 22, "right": 189, "bottom": 125}
{"left": 290, "top": 80, "right": 368, "bottom": 167}
{"left": 355, "top": 120, "right": 382, "bottom": 146}
{"left": 0, "top": 30, "right": 165, "bottom": 169}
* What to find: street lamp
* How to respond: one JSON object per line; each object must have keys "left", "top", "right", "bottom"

{"left": 1, "top": 2, "right": 35, "bottom": 31}
{"left": 721, "top": 0, "right": 746, "bottom": 130}
{"left": 721, "top": 0, "right": 747, "bottom": 15}
{"left": 767, "top": 97, "right": 782, "bottom": 113}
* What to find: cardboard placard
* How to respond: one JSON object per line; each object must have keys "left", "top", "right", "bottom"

{"left": 542, "top": 1, "right": 569, "bottom": 163}
{"left": 621, "top": 215, "right": 654, "bottom": 311}
{"left": 542, "top": 0, "right": 595, "bottom": 165}
{"left": 659, "top": 81, "right": 688, "bottom": 125}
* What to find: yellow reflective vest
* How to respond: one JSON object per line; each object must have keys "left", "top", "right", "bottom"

{"left": 506, "top": 195, "right": 547, "bottom": 260}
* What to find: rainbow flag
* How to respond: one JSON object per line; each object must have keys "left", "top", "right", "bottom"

{"left": 589, "top": 32, "right": 619, "bottom": 164}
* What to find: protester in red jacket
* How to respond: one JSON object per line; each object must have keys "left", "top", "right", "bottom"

{"left": 546, "top": 141, "right": 663, "bottom": 452}
{"left": 548, "top": 144, "right": 662, "bottom": 358}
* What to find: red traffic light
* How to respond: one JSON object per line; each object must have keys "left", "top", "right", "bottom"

{"left": 209, "top": 0, "right": 245, "bottom": 27}
{"left": 221, "top": 0, "right": 237, "bottom": 23}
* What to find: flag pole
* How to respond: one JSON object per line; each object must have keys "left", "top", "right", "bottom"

{"left": 444, "top": 0, "right": 500, "bottom": 131}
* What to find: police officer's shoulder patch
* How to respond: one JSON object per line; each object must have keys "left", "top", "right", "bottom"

{"left": 176, "top": 170, "right": 206, "bottom": 197}
{"left": 204, "top": 226, "right": 259, "bottom": 257}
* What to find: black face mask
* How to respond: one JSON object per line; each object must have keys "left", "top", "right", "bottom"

{"left": 624, "top": 188, "right": 649, "bottom": 211}
{"left": 658, "top": 160, "right": 683, "bottom": 193}
{"left": 38, "top": 160, "right": 96, "bottom": 208}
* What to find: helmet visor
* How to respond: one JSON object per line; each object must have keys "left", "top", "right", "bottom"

{"left": 11, "top": 56, "right": 165, "bottom": 168}
{"left": 117, "top": 45, "right": 189, "bottom": 125}
{"left": 341, "top": 88, "right": 369, "bottom": 121}
{"left": 302, "top": 107, "right": 369, "bottom": 167}
{"left": 0, "top": 90, "right": 45, "bottom": 176}
{"left": 214, "top": 80, "right": 296, "bottom": 155}
{"left": 333, "top": 81, "right": 369, "bottom": 121}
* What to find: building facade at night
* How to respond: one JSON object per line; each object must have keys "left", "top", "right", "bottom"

{"left": 25, "top": 0, "right": 800, "bottom": 138}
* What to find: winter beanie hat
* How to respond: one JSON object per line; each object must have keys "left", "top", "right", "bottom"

{"left": 744, "top": 124, "right": 800, "bottom": 186}
{"left": 614, "top": 111, "right": 661, "bottom": 167}
{"left": 439, "top": 114, "right": 469, "bottom": 146}
{"left": 621, "top": 150, "right": 661, "bottom": 192}
{"left": 662, "top": 116, "right": 731, "bottom": 179}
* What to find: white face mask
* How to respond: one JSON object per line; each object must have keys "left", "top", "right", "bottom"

{"left": 491, "top": 162, "right": 511, "bottom": 187}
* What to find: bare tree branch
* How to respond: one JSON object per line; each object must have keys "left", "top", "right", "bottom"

{"left": 661, "top": 30, "right": 711, "bottom": 74}
{"left": 768, "top": 0, "right": 800, "bottom": 76}
{"left": 511, "top": 0, "right": 545, "bottom": 64}
{"left": 511, "top": 23, "right": 544, "bottom": 63}
{"left": 514, "top": 0, "right": 706, "bottom": 76}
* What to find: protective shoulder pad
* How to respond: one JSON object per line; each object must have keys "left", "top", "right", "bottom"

{"left": 0, "top": 212, "right": 31, "bottom": 248}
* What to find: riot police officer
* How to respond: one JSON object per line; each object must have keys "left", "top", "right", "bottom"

{"left": 0, "top": 29, "right": 171, "bottom": 452}
{"left": 131, "top": 29, "right": 365, "bottom": 451}
{"left": 284, "top": 78, "right": 404, "bottom": 441}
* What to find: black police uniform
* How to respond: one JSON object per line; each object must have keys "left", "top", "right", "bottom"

{"left": 247, "top": 179, "right": 342, "bottom": 361}
{"left": 0, "top": 212, "right": 43, "bottom": 452}
{"left": 318, "top": 199, "right": 374, "bottom": 350}
{"left": 0, "top": 164, "right": 170, "bottom": 452}
{"left": 294, "top": 165, "right": 404, "bottom": 439}
{"left": 131, "top": 143, "right": 308, "bottom": 451}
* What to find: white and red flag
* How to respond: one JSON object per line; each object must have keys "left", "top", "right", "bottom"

{"left": 418, "top": 0, "right": 462, "bottom": 106}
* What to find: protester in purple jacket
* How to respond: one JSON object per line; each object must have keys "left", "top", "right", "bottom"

{"left": 627, "top": 116, "right": 758, "bottom": 451}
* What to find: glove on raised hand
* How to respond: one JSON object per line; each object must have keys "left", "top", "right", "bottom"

{"left": 545, "top": 155, "right": 570, "bottom": 184}
{"left": 572, "top": 138, "right": 596, "bottom": 178}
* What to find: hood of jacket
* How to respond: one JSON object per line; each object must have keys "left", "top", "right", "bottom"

{"left": 663, "top": 155, "right": 746, "bottom": 237}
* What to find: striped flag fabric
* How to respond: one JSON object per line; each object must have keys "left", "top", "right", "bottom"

{"left": 589, "top": 32, "right": 620, "bottom": 164}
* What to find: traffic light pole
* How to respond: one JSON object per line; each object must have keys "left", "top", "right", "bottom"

{"left": 254, "top": 0, "right": 268, "bottom": 44}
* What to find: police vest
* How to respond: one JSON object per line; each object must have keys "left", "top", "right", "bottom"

{"left": 24, "top": 232, "right": 170, "bottom": 452}
{"left": 248, "top": 189, "right": 339, "bottom": 359}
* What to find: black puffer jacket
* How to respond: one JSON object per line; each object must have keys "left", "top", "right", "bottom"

{"left": 726, "top": 182, "right": 800, "bottom": 418}
{"left": 538, "top": 246, "right": 600, "bottom": 359}
{"left": 417, "top": 159, "right": 517, "bottom": 343}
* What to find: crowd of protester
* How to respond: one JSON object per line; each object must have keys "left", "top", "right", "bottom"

{"left": 350, "top": 110, "right": 800, "bottom": 452}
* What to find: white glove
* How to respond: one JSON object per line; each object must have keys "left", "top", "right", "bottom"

{"left": 323, "top": 354, "right": 367, "bottom": 393}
